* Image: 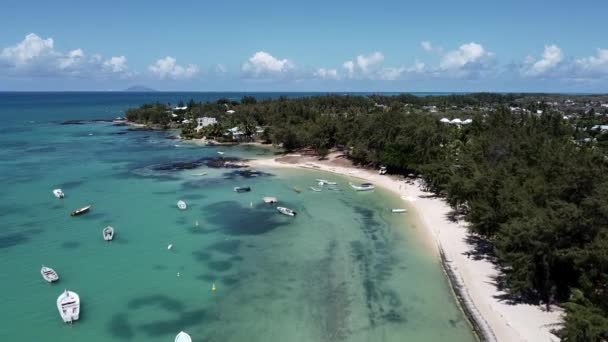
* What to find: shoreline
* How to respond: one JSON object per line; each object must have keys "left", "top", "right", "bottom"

{"left": 247, "top": 153, "right": 563, "bottom": 342}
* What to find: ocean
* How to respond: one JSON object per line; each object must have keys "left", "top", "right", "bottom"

{"left": 0, "top": 92, "right": 476, "bottom": 341}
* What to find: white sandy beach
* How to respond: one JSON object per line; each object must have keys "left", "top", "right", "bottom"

{"left": 248, "top": 153, "right": 563, "bottom": 342}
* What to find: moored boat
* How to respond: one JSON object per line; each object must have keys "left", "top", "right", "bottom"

{"left": 70, "top": 205, "right": 91, "bottom": 216}
{"left": 103, "top": 226, "right": 114, "bottom": 241}
{"left": 175, "top": 331, "right": 192, "bottom": 342}
{"left": 391, "top": 208, "right": 407, "bottom": 213}
{"left": 41, "top": 266, "right": 59, "bottom": 283}
{"left": 234, "top": 186, "right": 251, "bottom": 193}
{"left": 349, "top": 182, "right": 375, "bottom": 191}
{"left": 177, "top": 200, "right": 187, "bottom": 210}
{"left": 263, "top": 196, "right": 278, "bottom": 204}
{"left": 53, "top": 189, "right": 65, "bottom": 198}
{"left": 57, "top": 290, "right": 80, "bottom": 323}
{"left": 277, "top": 206, "right": 296, "bottom": 217}
{"left": 316, "top": 179, "right": 337, "bottom": 185}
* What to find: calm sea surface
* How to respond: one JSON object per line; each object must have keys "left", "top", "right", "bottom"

{"left": 0, "top": 92, "right": 475, "bottom": 341}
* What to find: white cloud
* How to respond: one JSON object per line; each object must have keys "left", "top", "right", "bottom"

{"left": 575, "top": 48, "right": 608, "bottom": 76}
{"left": 0, "top": 33, "right": 130, "bottom": 78}
{"left": 440, "top": 42, "right": 493, "bottom": 70}
{"left": 342, "top": 52, "right": 384, "bottom": 78}
{"left": 241, "top": 51, "right": 293, "bottom": 78}
{"left": 342, "top": 60, "right": 355, "bottom": 77}
{"left": 421, "top": 41, "right": 433, "bottom": 52}
{"left": 523, "top": 44, "right": 563, "bottom": 76}
{"left": 148, "top": 56, "right": 199, "bottom": 80}
{"left": 314, "top": 68, "right": 338, "bottom": 79}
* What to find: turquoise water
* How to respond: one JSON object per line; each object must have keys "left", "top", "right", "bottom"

{"left": 0, "top": 93, "right": 476, "bottom": 341}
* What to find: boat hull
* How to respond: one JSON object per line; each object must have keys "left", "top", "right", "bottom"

{"left": 57, "top": 290, "right": 80, "bottom": 323}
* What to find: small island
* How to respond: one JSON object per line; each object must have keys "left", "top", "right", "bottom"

{"left": 126, "top": 93, "right": 608, "bottom": 341}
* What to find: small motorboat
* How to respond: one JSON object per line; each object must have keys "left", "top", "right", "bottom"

{"left": 309, "top": 186, "right": 322, "bottom": 192}
{"left": 263, "top": 196, "right": 278, "bottom": 204}
{"left": 41, "top": 266, "right": 59, "bottom": 283}
{"left": 277, "top": 206, "right": 296, "bottom": 217}
{"left": 175, "top": 331, "right": 192, "bottom": 342}
{"left": 177, "top": 200, "right": 187, "bottom": 210}
{"left": 103, "top": 226, "right": 114, "bottom": 241}
{"left": 349, "top": 182, "right": 375, "bottom": 191}
{"left": 53, "top": 189, "right": 65, "bottom": 198}
{"left": 70, "top": 205, "right": 91, "bottom": 216}
{"left": 168, "top": 244, "right": 173, "bottom": 250}
{"left": 316, "top": 179, "right": 337, "bottom": 185}
{"left": 234, "top": 186, "right": 251, "bottom": 193}
{"left": 217, "top": 151, "right": 225, "bottom": 155}
{"left": 57, "top": 290, "right": 80, "bottom": 323}
{"left": 391, "top": 209, "right": 407, "bottom": 213}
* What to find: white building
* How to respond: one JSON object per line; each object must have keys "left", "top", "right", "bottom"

{"left": 226, "top": 110, "right": 236, "bottom": 114}
{"left": 196, "top": 117, "right": 217, "bottom": 131}
{"left": 173, "top": 106, "right": 188, "bottom": 111}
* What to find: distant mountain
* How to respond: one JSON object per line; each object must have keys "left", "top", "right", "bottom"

{"left": 123, "top": 85, "right": 157, "bottom": 92}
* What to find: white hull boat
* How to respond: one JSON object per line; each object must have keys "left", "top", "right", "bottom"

{"left": 70, "top": 205, "right": 91, "bottom": 216}
{"left": 57, "top": 290, "right": 80, "bottom": 323}
{"left": 277, "top": 206, "right": 296, "bottom": 217}
{"left": 41, "top": 266, "right": 59, "bottom": 283}
{"left": 177, "top": 200, "right": 187, "bottom": 210}
{"left": 316, "top": 179, "right": 337, "bottom": 185}
{"left": 175, "top": 331, "right": 192, "bottom": 342}
{"left": 53, "top": 189, "right": 65, "bottom": 198}
{"left": 349, "top": 182, "right": 375, "bottom": 191}
{"left": 391, "top": 209, "right": 407, "bottom": 213}
{"left": 103, "top": 226, "right": 114, "bottom": 241}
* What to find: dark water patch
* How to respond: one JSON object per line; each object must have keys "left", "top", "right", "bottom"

{"left": 201, "top": 201, "right": 289, "bottom": 235}
{"left": 208, "top": 260, "right": 232, "bottom": 272}
{"left": 207, "top": 239, "right": 241, "bottom": 255}
{"left": 153, "top": 264, "right": 167, "bottom": 270}
{"left": 128, "top": 295, "right": 184, "bottom": 312}
{"left": 138, "top": 308, "right": 209, "bottom": 337}
{"left": 187, "top": 226, "right": 219, "bottom": 235}
{"left": 61, "top": 241, "right": 81, "bottom": 249}
{"left": 0, "top": 125, "right": 33, "bottom": 134}
{"left": 76, "top": 212, "right": 108, "bottom": 221}
{"left": 180, "top": 178, "right": 216, "bottom": 190}
{"left": 221, "top": 275, "right": 240, "bottom": 286}
{"left": 57, "top": 179, "right": 85, "bottom": 189}
{"left": 222, "top": 169, "right": 274, "bottom": 180}
{"left": 179, "top": 193, "right": 205, "bottom": 201}
{"left": 25, "top": 146, "right": 56, "bottom": 153}
{"left": 109, "top": 131, "right": 128, "bottom": 135}
{"left": 382, "top": 309, "right": 405, "bottom": 323}
{"left": 193, "top": 250, "right": 212, "bottom": 262}
{"left": 230, "top": 255, "right": 244, "bottom": 262}
{"left": 196, "top": 274, "right": 215, "bottom": 282}
{"left": 175, "top": 217, "right": 187, "bottom": 225}
{"left": 0, "top": 228, "right": 42, "bottom": 249}
{"left": 108, "top": 313, "right": 134, "bottom": 339}
{"left": 61, "top": 120, "right": 86, "bottom": 125}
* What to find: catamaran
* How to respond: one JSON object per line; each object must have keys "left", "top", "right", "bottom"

{"left": 57, "top": 290, "right": 80, "bottom": 323}
{"left": 70, "top": 205, "right": 91, "bottom": 216}
{"left": 349, "top": 182, "right": 375, "bottom": 191}
{"left": 177, "top": 200, "right": 187, "bottom": 210}
{"left": 41, "top": 266, "right": 59, "bottom": 283}
{"left": 277, "top": 206, "right": 296, "bottom": 217}
{"left": 175, "top": 331, "right": 192, "bottom": 342}
{"left": 53, "top": 189, "right": 65, "bottom": 198}
{"left": 103, "top": 226, "right": 114, "bottom": 241}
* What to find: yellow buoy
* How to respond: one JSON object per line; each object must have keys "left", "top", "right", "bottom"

{"left": 211, "top": 282, "right": 216, "bottom": 292}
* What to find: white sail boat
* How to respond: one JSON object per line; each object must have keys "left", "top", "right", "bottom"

{"left": 175, "top": 331, "right": 192, "bottom": 342}
{"left": 57, "top": 290, "right": 80, "bottom": 323}
{"left": 41, "top": 266, "right": 59, "bottom": 283}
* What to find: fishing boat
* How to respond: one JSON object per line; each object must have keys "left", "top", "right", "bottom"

{"left": 52, "top": 189, "right": 65, "bottom": 198}
{"left": 316, "top": 179, "right": 337, "bottom": 185}
{"left": 349, "top": 182, "right": 375, "bottom": 191}
{"left": 41, "top": 266, "right": 59, "bottom": 283}
{"left": 277, "top": 206, "right": 296, "bottom": 217}
{"left": 233, "top": 186, "right": 251, "bottom": 193}
{"left": 175, "top": 331, "right": 192, "bottom": 342}
{"left": 70, "top": 205, "right": 91, "bottom": 216}
{"left": 103, "top": 226, "right": 114, "bottom": 241}
{"left": 57, "top": 290, "right": 80, "bottom": 323}
{"left": 263, "top": 196, "right": 278, "bottom": 204}
{"left": 177, "top": 200, "right": 187, "bottom": 210}
{"left": 309, "top": 186, "right": 322, "bottom": 192}
{"left": 391, "top": 208, "right": 407, "bottom": 213}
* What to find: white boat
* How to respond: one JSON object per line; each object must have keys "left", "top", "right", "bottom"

{"left": 103, "top": 226, "right": 114, "bottom": 241}
{"left": 175, "top": 331, "right": 192, "bottom": 342}
{"left": 309, "top": 186, "right": 322, "bottom": 192}
{"left": 316, "top": 179, "right": 337, "bottom": 185}
{"left": 177, "top": 200, "right": 187, "bottom": 210}
{"left": 41, "top": 266, "right": 59, "bottom": 283}
{"left": 57, "top": 290, "right": 80, "bottom": 323}
{"left": 277, "top": 206, "right": 296, "bottom": 217}
{"left": 168, "top": 244, "right": 173, "bottom": 250}
{"left": 70, "top": 205, "right": 91, "bottom": 216}
{"left": 53, "top": 189, "right": 65, "bottom": 198}
{"left": 263, "top": 196, "right": 278, "bottom": 204}
{"left": 391, "top": 209, "right": 407, "bottom": 213}
{"left": 349, "top": 182, "right": 375, "bottom": 191}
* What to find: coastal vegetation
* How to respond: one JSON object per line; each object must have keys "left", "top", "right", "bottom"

{"left": 126, "top": 93, "right": 608, "bottom": 341}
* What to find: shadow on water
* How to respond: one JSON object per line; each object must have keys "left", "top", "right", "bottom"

{"left": 201, "top": 201, "right": 290, "bottom": 235}
{"left": 0, "top": 228, "right": 42, "bottom": 249}
{"left": 61, "top": 241, "right": 81, "bottom": 249}
{"left": 207, "top": 239, "right": 241, "bottom": 255}
{"left": 128, "top": 295, "right": 184, "bottom": 312}
{"left": 108, "top": 313, "right": 134, "bottom": 339}
{"left": 57, "top": 180, "right": 85, "bottom": 190}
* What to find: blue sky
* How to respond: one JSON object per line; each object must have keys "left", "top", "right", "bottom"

{"left": 1, "top": 0, "right": 607, "bottom": 92}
